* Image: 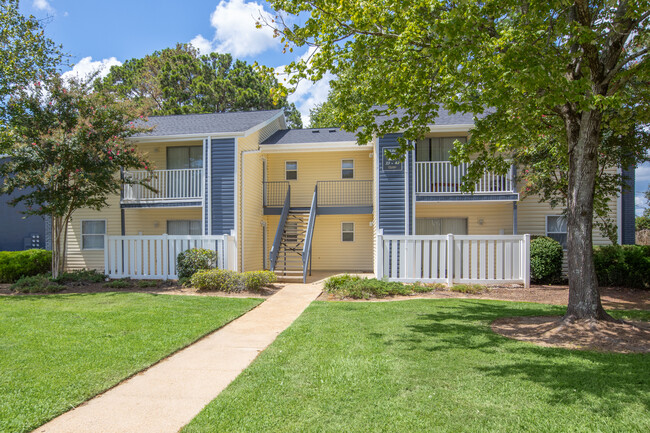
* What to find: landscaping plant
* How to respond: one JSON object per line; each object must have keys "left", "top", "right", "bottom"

{"left": 530, "top": 237, "right": 564, "bottom": 284}
{"left": 176, "top": 248, "right": 218, "bottom": 282}
{"left": 0, "top": 249, "right": 51, "bottom": 283}
{"left": 190, "top": 269, "right": 276, "bottom": 292}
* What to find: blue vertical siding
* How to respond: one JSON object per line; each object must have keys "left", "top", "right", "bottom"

{"left": 209, "top": 138, "right": 236, "bottom": 235}
{"left": 378, "top": 134, "right": 407, "bottom": 235}
{"left": 621, "top": 166, "right": 635, "bottom": 245}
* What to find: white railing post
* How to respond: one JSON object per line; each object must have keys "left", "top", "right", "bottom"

{"left": 523, "top": 234, "right": 531, "bottom": 288}
{"left": 104, "top": 237, "right": 109, "bottom": 277}
{"left": 446, "top": 234, "right": 454, "bottom": 287}
{"left": 376, "top": 233, "right": 384, "bottom": 279}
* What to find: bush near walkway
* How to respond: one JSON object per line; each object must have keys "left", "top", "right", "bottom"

{"left": 190, "top": 269, "right": 276, "bottom": 292}
{"left": 0, "top": 249, "right": 51, "bottom": 283}
{"left": 594, "top": 245, "right": 650, "bottom": 290}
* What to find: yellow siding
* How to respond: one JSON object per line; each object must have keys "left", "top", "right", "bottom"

{"left": 415, "top": 202, "right": 514, "bottom": 235}
{"left": 264, "top": 149, "right": 374, "bottom": 207}
{"left": 265, "top": 214, "right": 373, "bottom": 271}
{"left": 517, "top": 194, "right": 617, "bottom": 245}
{"left": 236, "top": 116, "right": 283, "bottom": 271}
{"left": 124, "top": 208, "right": 202, "bottom": 235}
{"left": 65, "top": 195, "right": 121, "bottom": 272}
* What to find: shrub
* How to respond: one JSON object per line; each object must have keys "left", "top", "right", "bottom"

{"left": 11, "top": 274, "right": 65, "bottom": 293}
{"left": 324, "top": 275, "right": 414, "bottom": 299}
{"left": 0, "top": 249, "right": 52, "bottom": 283}
{"left": 530, "top": 237, "right": 563, "bottom": 284}
{"left": 103, "top": 279, "right": 131, "bottom": 289}
{"left": 190, "top": 269, "right": 277, "bottom": 292}
{"left": 450, "top": 284, "right": 487, "bottom": 294}
{"left": 324, "top": 274, "right": 362, "bottom": 291}
{"left": 53, "top": 269, "right": 106, "bottom": 285}
{"left": 190, "top": 269, "right": 243, "bottom": 292}
{"left": 593, "top": 245, "right": 650, "bottom": 289}
{"left": 176, "top": 248, "right": 218, "bottom": 281}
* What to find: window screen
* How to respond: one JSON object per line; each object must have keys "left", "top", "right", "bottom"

{"left": 81, "top": 220, "right": 106, "bottom": 250}
{"left": 341, "top": 160, "right": 354, "bottom": 179}
{"left": 167, "top": 220, "right": 202, "bottom": 235}
{"left": 341, "top": 222, "right": 355, "bottom": 242}
{"left": 546, "top": 216, "right": 567, "bottom": 249}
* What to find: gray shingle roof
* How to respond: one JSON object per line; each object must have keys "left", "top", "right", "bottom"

{"left": 134, "top": 109, "right": 283, "bottom": 137}
{"left": 375, "top": 107, "right": 480, "bottom": 126}
{"left": 261, "top": 128, "right": 358, "bottom": 145}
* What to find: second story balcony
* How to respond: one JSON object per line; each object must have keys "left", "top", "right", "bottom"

{"left": 415, "top": 161, "right": 518, "bottom": 200}
{"left": 264, "top": 179, "right": 372, "bottom": 214}
{"left": 122, "top": 168, "right": 203, "bottom": 206}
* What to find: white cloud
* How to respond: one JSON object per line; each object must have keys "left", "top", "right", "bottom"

{"left": 276, "top": 47, "right": 332, "bottom": 126}
{"left": 190, "top": 0, "right": 279, "bottom": 57}
{"left": 33, "top": 0, "right": 54, "bottom": 13}
{"left": 636, "top": 164, "right": 650, "bottom": 181}
{"left": 61, "top": 57, "right": 122, "bottom": 82}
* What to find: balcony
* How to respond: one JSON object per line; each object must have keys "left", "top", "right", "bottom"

{"left": 263, "top": 180, "right": 372, "bottom": 214}
{"left": 122, "top": 168, "right": 203, "bottom": 206}
{"left": 415, "top": 161, "right": 518, "bottom": 200}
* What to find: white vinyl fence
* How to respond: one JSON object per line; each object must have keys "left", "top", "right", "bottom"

{"left": 104, "top": 235, "right": 235, "bottom": 280}
{"left": 376, "top": 234, "right": 530, "bottom": 287}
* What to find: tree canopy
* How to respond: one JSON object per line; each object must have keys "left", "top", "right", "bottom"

{"left": 269, "top": 0, "right": 650, "bottom": 321}
{"left": 0, "top": 74, "right": 152, "bottom": 276}
{"left": 95, "top": 44, "right": 303, "bottom": 128}
{"left": 309, "top": 97, "right": 341, "bottom": 128}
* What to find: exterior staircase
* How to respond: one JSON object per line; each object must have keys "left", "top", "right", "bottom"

{"left": 273, "top": 210, "right": 309, "bottom": 282}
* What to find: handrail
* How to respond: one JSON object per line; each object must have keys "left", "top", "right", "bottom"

{"left": 269, "top": 185, "right": 290, "bottom": 271}
{"left": 301, "top": 185, "right": 318, "bottom": 283}
{"left": 122, "top": 168, "right": 203, "bottom": 202}
{"left": 263, "top": 181, "right": 289, "bottom": 207}
{"left": 316, "top": 180, "right": 372, "bottom": 207}
{"left": 415, "top": 161, "right": 515, "bottom": 194}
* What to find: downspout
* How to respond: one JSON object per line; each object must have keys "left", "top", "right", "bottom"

{"left": 241, "top": 149, "right": 261, "bottom": 272}
{"left": 512, "top": 202, "right": 518, "bottom": 235}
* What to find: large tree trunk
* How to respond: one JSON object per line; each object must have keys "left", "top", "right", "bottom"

{"left": 564, "top": 110, "right": 614, "bottom": 322}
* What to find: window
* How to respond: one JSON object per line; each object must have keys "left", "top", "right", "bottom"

{"left": 415, "top": 137, "right": 467, "bottom": 162}
{"left": 546, "top": 215, "right": 568, "bottom": 249}
{"left": 167, "top": 146, "right": 203, "bottom": 169}
{"left": 167, "top": 220, "right": 202, "bottom": 235}
{"left": 416, "top": 218, "right": 468, "bottom": 235}
{"left": 81, "top": 220, "right": 106, "bottom": 250}
{"left": 341, "top": 159, "right": 354, "bottom": 179}
{"left": 341, "top": 222, "right": 355, "bottom": 242}
{"left": 285, "top": 161, "right": 297, "bottom": 180}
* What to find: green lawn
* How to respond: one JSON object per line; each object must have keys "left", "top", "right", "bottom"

{"left": 183, "top": 299, "right": 650, "bottom": 433}
{"left": 0, "top": 292, "right": 262, "bottom": 433}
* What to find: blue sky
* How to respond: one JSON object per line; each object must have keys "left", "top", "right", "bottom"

{"left": 20, "top": 0, "right": 650, "bottom": 214}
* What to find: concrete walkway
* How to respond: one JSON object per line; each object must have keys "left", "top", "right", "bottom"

{"left": 35, "top": 282, "right": 322, "bottom": 433}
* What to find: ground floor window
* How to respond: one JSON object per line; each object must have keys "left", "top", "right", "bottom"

{"left": 546, "top": 215, "right": 568, "bottom": 248}
{"left": 416, "top": 218, "right": 468, "bottom": 235}
{"left": 167, "top": 220, "right": 201, "bottom": 235}
{"left": 341, "top": 222, "right": 355, "bottom": 242}
{"left": 81, "top": 220, "right": 106, "bottom": 250}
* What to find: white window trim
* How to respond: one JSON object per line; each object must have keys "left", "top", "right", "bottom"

{"left": 285, "top": 160, "right": 298, "bottom": 180}
{"left": 341, "top": 159, "right": 355, "bottom": 179}
{"left": 545, "top": 215, "right": 568, "bottom": 249}
{"left": 81, "top": 219, "right": 107, "bottom": 251}
{"left": 341, "top": 222, "right": 355, "bottom": 242}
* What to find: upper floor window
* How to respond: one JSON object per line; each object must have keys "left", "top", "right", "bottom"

{"left": 167, "top": 146, "right": 203, "bottom": 169}
{"left": 416, "top": 137, "right": 467, "bottom": 162}
{"left": 81, "top": 220, "right": 106, "bottom": 250}
{"left": 285, "top": 161, "right": 298, "bottom": 180}
{"left": 341, "top": 159, "right": 354, "bottom": 179}
{"left": 546, "top": 215, "right": 567, "bottom": 249}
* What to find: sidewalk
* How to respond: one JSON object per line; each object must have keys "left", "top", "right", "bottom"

{"left": 35, "top": 282, "right": 322, "bottom": 433}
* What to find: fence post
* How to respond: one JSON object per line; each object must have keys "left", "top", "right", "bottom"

{"left": 161, "top": 234, "right": 168, "bottom": 280}
{"left": 446, "top": 234, "right": 454, "bottom": 287}
{"left": 104, "top": 237, "right": 109, "bottom": 277}
{"left": 376, "top": 233, "right": 384, "bottom": 279}
{"left": 523, "top": 234, "right": 531, "bottom": 288}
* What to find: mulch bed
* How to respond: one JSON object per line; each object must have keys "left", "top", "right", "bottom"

{"left": 492, "top": 316, "right": 650, "bottom": 354}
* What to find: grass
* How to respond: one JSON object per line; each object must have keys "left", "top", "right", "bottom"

{"left": 183, "top": 299, "right": 650, "bottom": 433}
{"left": 0, "top": 292, "right": 262, "bottom": 433}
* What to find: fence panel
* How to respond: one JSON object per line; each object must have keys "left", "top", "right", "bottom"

{"left": 104, "top": 235, "right": 231, "bottom": 280}
{"left": 377, "top": 234, "right": 530, "bottom": 287}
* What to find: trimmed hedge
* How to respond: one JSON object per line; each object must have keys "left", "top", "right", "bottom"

{"left": 0, "top": 249, "right": 52, "bottom": 283}
{"left": 11, "top": 275, "right": 65, "bottom": 293}
{"left": 190, "top": 269, "right": 276, "bottom": 292}
{"left": 530, "top": 237, "right": 563, "bottom": 284}
{"left": 177, "top": 248, "right": 218, "bottom": 281}
{"left": 324, "top": 275, "right": 449, "bottom": 299}
{"left": 594, "top": 245, "right": 650, "bottom": 289}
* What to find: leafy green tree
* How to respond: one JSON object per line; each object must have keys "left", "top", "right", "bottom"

{"left": 0, "top": 74, "right": 152, "bottom": 277}
{"left": 270, "top": 0, "right": 650, "bottom": 322}
{"left": 637, "top": 187, "right": 650, "bottom": 230}
{"left": 96, "top": 44, "right": 303, "bottom": 128}
{"left": 309, "top": 97, "right": 341, "bottom": 128}
{"left": 0, "top": 0, "right": 62, "bottom": 124}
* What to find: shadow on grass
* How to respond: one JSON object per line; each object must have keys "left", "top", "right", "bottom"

{"left": 373, "top": 300, "right": 650, "bottom": 412}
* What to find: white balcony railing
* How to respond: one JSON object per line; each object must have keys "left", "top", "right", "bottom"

{"left": 415, "top": 161, "right": 515, "bottom": 195}
{"left": 122, "top": 168, "right": 203, "bottom": 203}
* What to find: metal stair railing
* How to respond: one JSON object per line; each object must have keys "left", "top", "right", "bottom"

{"left": 269, "top": 185, "right": 290, "bottom": 271}
{"left": 301, "top": 185, "right": 318, "bottom": 283}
